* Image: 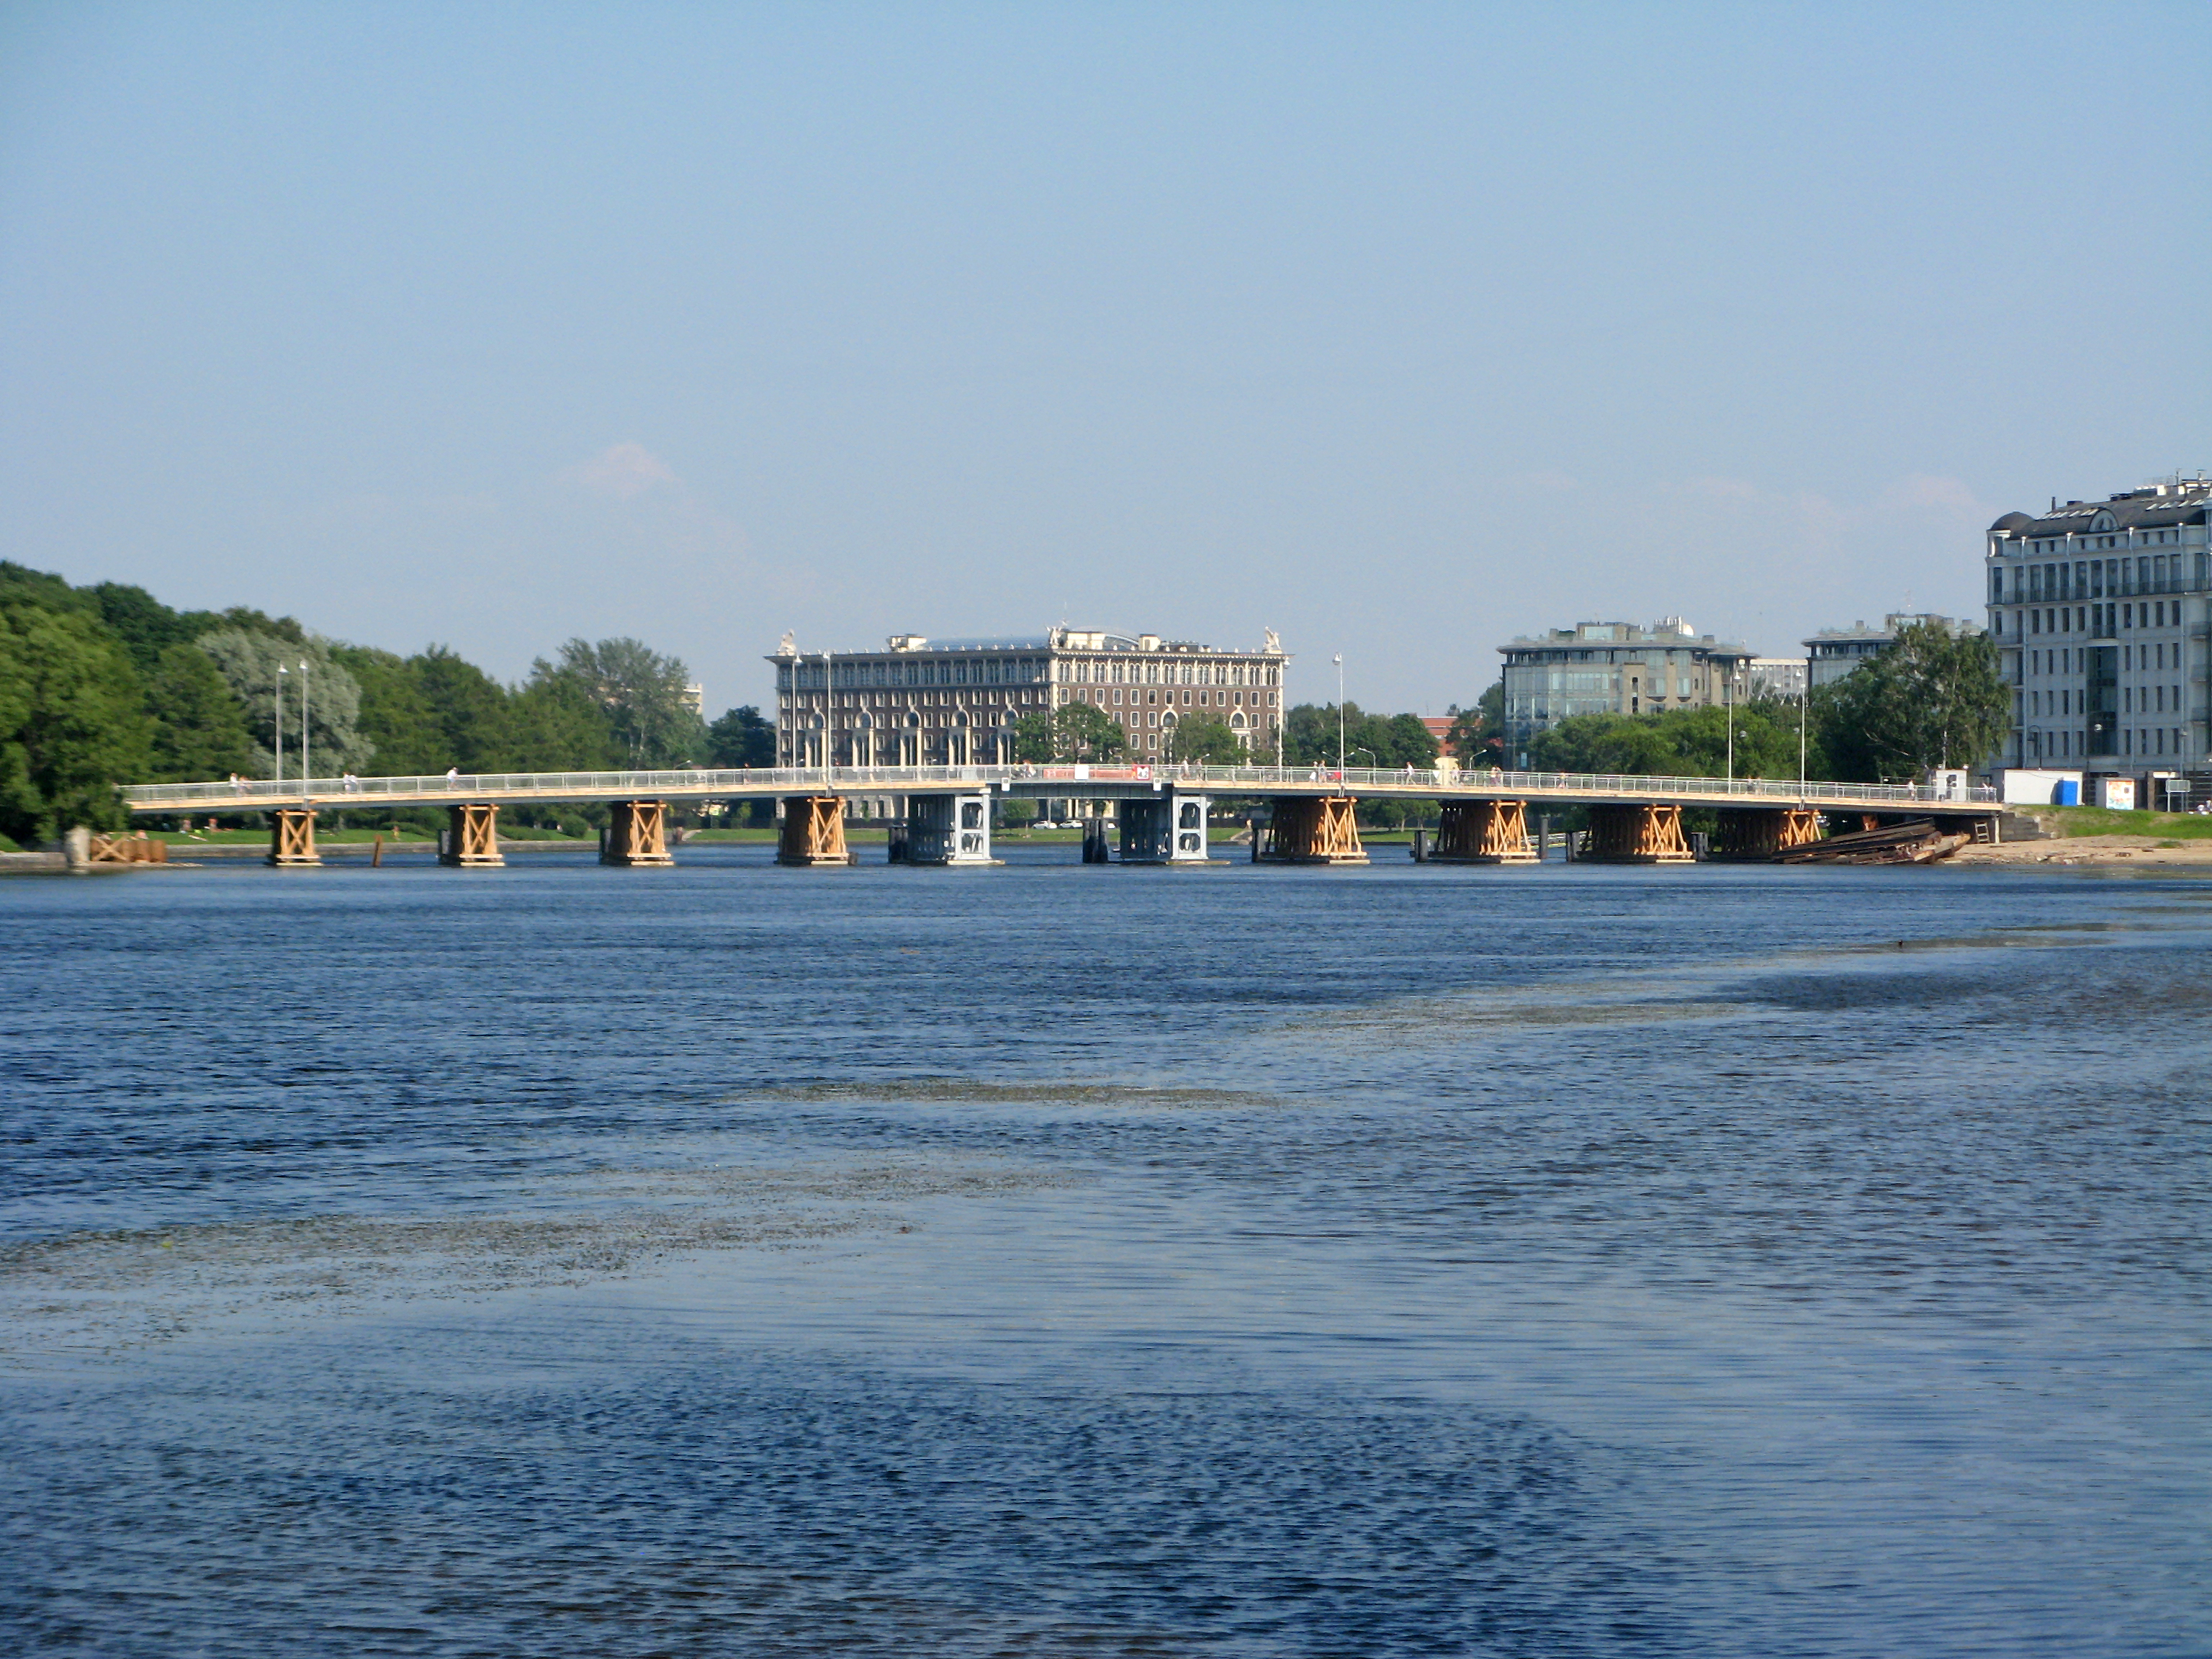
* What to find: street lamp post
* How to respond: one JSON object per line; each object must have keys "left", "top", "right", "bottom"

{"left": 274, "top": 665, "right": 287, "bottom": 786}
{"left": 1334, "top": 653, "right": 1345, "bottom": 775}
{"left": 300, "top": 658, "right": 311, "bottom": 804}
{"left": 1799, "top": 654, "right": 1809, "bottom": 796}
{"left": 1725, "top": 662, "right": 1736, "bottom": 783}
{"left": 822, "top": 649, "right": 832, "bottom": 781}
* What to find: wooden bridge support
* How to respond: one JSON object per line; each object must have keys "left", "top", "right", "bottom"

{"left": 440, "top": 802, "right": 505, "bottom": 866}
{"left": 88, "top": 834, "right": 168, "bottom": 863}
{"left": 778, "top": 796, "right": 855, "bottom": 866}
{"left": 1258, "top": 796, "right": 1367, "bottom": 864}
{"left": 906, "top": 793, "right": 998, "bottom": 865}
{"left": 1431, "top": 800, "right": 1537, "bottom": 864}
{"left": 1581, "top": 803, "right": 1694, "bottom": 864}
{"left": 1709, "top": 806, "right": 1823, "bottom": 861}
{"left": 267, "top": 808, "right": 321, "bottom": 866}
{"left": 601, "top": 799, "right": 673, "bottom": 866}
{"left": 1119, "top": 793, "right": 1213, "bottom": 864}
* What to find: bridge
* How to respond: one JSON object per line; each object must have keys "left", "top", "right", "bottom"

{"left": 119, "top": 764, "right": 2000, "bottom": 868}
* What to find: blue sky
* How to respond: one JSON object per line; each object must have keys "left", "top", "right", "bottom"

{"left": 3, "top": 2, "right": 2206, "bottom": 715}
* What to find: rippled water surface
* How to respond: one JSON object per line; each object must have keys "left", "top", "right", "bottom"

{"left": 3, "top": 848, "right": 2207, "bottom": 1655}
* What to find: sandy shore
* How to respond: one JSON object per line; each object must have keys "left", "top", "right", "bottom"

{"left": 1949, "top": 833, "right": 2212, "bottom": 868}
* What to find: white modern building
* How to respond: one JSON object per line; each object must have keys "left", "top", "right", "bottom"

{"left": 1984, "top": 475, "right": 2212, "bottom": 769}
{"left": 1747, "top": 657, "right": 1808, "bottom": 700}
{"left": 1804, "top": 614, "right": 1978, "bottom": 690}
{"left": 1498, "top": 618, "right": 1754, "bottom": 761}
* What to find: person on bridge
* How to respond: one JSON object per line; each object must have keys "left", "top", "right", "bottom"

{"left": 444, "top": 768, "right": 460, "bottom": 786}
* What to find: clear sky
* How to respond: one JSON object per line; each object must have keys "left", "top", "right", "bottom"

{"left": 3, "top": 3, "right": 2206, "bottom": 716}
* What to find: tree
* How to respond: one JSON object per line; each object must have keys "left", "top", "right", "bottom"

{"left": 1446, "top": 684, "right": 1505, "bottom": 765}
{"left": 1817, "top": 620, "right": 2009, "bottom": 782}
{"left": 540, "top": 637, "right": 703, "bottom": 767}
{"left": 332, "top": 644, "right": 447, "bottom": 776}
{"left": 1283, "top": 702, "right": 1439, "bottom": 768}
{"left": 1527, "top": 712, "right": 1679, "bottom": 775}
{"left": 507, "top": 673, "right": 624, "bottom": 770}
{"left": 0, "top": 562, "right": 94, "bottom": 616}
{"left": 197, "top": 627, "right": 372, "bottom": 776}
{"left": 1166, "top": 714, "right": 1246, "bottom": 765}
{"left": 1048, "top": 702, "right": 1126, "bottom": 762}
{"left": 706, "top": 705, "right": 777, "bottom": 768}
{"left": 411, "top": 645, "right": 510, "bottom": 773}
{"left": 1010, "top": 710, "right": 1058, "bottom": 763}
{"left": 86, "top": 583, "right": 223, "bottom": 678}
{"left": 1377, "top": 712, "right": 1440, "bottom": 768}
{"left": 1282, "top": 702, "right": 1338, "bottom": 766}
{"left": 1525, "top": 699, "right": 1830, "bottom": 780}
{"left": 1658, "top": 698, "right": 1813, "bottom": 780}
{"left": 0, "top": 597, "right": 154, "bottom": 842}
{"left": 146, "top": 642, "right": 252, "bottom": 781}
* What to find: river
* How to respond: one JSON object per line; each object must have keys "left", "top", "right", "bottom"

{"left": 2, "top": 848, "right": 2206, "bottom": 1655}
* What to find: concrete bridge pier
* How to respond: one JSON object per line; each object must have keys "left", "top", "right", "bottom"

{"left": 267, "top": 807, "right": 321, "bottom": 866}
{"left": 1119, "top": 793, "right": 1213, "bottom": 864}
{"left": 777, "top": 796, "right": 854, "bottom": 866}
{"left": 601, "top": 799, "right": 674, "bottom": 867}
{"left": 1258, "top": 796, "right": 1367, "bottom": 864}
{"left": 1709, "top": 806, "right": 1822, "bottom": 860}
{"left": 1581, "top": 803, "right": 1694, "bottom": 864}
{"left": 907, "top": 793, "right": 998, "bottom": 865}
{"left": 440, "top": 803, "right": 505, "bottom": 867}
{"left": 1431, "top": 800, "right": 1537, "bottom": 864}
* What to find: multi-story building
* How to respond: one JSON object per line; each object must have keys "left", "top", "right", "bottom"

{"left": 1985, "top": 475, "right": 2212, "bottom": 768}
{"left": 1498, "top": 619, "right": 1754, "bottom": 763}
{"left": 1747, "top": 658, "right": 1808, "bottom": 700}
{"left": 770, "top": 626, "right": 1288, "bottom": 769}
{"left": 1804, "top": 614, "right": 1976, "bottom": 690}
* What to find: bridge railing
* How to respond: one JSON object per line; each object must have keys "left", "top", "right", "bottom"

{"left": 122, "top": 764, "right": 1997, "bottom": 810}
{"left": 116, "top": 766, "right": 1008, "bottom": 809}
{"left": 1123, "top": 765, "right": 1993, "bottom": 804}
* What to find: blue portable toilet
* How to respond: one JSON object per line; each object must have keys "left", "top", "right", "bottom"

{"left": 2056, "top": 778, "right": 2080, "bottom": 806}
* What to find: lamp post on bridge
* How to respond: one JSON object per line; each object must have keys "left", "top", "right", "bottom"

{"left": 300, "top": 657, "right": 310, "bottom": 805}
{"left": 1334, "top": 653, "right": 1345, "bottom": 775}
{"left": 822, "top": 649, "right": 832, "bottom": 783}
{"left": 1799, "top": 652, "right": 1809, "bottom": 799}
{"left": 274, "top": 665, "right": 286, "bottom": 787}
{"left": 1725, "top": 660, "right": 1737, "bottom": 783}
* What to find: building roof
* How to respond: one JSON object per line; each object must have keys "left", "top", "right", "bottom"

{"left": 1497, "top": 619, "right": 1751, "bottom": 655}
{"left": 898, "top": 636, "right": 1057, "bottom": 652}
{"left": 1804, "top": 613, "right": 1979, "bottom": 649}
{"left": 1990, "top": 477, "right": 2212, "bottom": 539}
{"left": 772, "top": 626, "right": 1285, "bottom": 658}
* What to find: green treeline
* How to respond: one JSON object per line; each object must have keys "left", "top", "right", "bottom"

{"left": 0, "top": 562, "right": 775, "bottom": 845}
{"left": 1522, "top": 621, "right": 2008, "bottom": 783}
{"left": 1282, "top": 702, "right": 1439, "bottom": 770}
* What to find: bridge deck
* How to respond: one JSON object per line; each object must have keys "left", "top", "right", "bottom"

{"left": 121, "top": 765, "right": 1996, "bottom": 816}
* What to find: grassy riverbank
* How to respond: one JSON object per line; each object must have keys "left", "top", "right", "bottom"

{"left": 2022, "top": 806, "right": 2212, "bottom": 840}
